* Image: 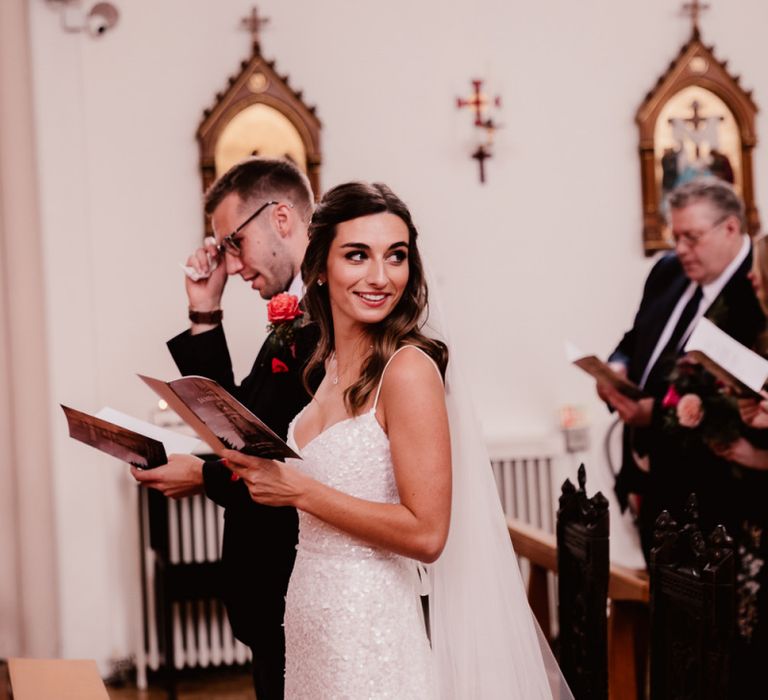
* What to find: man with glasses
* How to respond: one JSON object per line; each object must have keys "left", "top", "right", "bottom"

{"left": 596, "top": 177, "right": 765, "bottom": 561}
{"left": 132, "top": 157, "right": 319, "bottom": 699}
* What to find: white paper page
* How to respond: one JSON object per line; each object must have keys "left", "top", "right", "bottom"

{"left": 684, "top": 318, "right": 768, "bottom": 392}
{"left": 96, "top": 407, "right": 204, "bottom": 455}
{"left": 565, "top": 340, "right": 585, "bottom": 363}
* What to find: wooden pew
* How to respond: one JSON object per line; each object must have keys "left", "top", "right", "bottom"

{"left": 508, "top": 517, "right": 649, "bottom": 700}
{"left": 650, "top": 499, "right": 734, "bottom": 700}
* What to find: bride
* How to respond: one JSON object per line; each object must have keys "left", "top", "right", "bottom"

{"left": 223, "top": 182, "right": 570, "bottom": 699}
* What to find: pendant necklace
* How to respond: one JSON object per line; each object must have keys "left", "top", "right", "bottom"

{"left": 330, "top": 353, "right": 341, "bottom": 385}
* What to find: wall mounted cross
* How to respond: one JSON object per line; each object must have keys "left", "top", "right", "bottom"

{"left": 457, "top": 79, "right": 501, "bottom": 128}
{"left": 682, "top": 0, "right": 710, "bottom": 34}
{"left": 241, "top": 5, "right": 270, "bottom": 48}
{"left": 456, "top": 79, "right": 502, "bottom": 184}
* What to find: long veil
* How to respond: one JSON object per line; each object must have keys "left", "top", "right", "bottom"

{"left": 423, "top": 278, "right": 573, "bottom": 699}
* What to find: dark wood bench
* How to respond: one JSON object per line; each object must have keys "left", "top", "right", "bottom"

{"left": 508, "top": 517, "right": 649, "bottom": 700}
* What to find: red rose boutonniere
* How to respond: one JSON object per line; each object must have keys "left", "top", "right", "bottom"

{"left": 266, "top": 293, "right": 303, "bottom": 365}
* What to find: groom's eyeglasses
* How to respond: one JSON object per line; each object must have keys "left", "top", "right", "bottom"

{"left": 215, "top": 200, "right": 279, "bottom": 257}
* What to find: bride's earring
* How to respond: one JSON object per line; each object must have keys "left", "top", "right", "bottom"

{"left": 317, "top": 278, "right": 325, "bottom": 286}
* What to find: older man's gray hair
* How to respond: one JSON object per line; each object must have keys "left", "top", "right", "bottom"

{"left": 667, "top": 177, "right": 745, "bottom": 231}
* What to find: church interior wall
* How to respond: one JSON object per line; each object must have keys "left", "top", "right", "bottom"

{"left": 20, "top": 0, "right": 768, "bottom": 670}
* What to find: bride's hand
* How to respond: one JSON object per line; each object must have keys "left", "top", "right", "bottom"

{"left": 222, "top": 449, "right": 305, "bottom": 507}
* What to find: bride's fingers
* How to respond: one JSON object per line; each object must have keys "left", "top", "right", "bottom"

{"left": 220, "top": 450, "right": 275, "bottom": 474}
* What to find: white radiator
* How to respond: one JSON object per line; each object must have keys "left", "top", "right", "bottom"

{"left": 491, "top": 453, "right": 558, "bottom": 534}
{"left": 136, "top": 492, "right": 250, "bottom": 689}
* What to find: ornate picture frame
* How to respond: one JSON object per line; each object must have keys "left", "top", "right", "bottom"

{"left": 636, "top": 29, "right": 759, "bottom": 255}
{"left": 197, "top": 37, "right": 321, "bottom": 236}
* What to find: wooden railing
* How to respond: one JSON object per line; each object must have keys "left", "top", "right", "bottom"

{"left": 508, "top": 518, "right": 649, "bottom": 700}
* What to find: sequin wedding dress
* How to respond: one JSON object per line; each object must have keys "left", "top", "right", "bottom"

{"left": 284, "top": 347, "right": 435, "bottom": 699}
{"left": 283, "top": 342, "right": 571, "bottom": 699}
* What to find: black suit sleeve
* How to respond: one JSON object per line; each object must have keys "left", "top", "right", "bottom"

{"left": 608, "top": 254, "right": 679, "bottom": 374}
{"left": 201, "top": 460, "right": 242, "bottom": 509}
{"left": 167, "top": 325, "right": 237, "bottom": 393}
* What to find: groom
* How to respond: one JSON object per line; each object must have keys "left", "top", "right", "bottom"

{"left": 132, "top": 157, "right": 319, "bottom": 699}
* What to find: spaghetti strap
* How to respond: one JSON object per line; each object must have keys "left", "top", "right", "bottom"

{"left": 372, "top": 345, "right": 441, "bottom": 411}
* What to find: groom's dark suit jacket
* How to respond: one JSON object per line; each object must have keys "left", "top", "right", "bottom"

{"left": 167, "top": 321, "right": 320, "bottom": 653}
{"left": 609, "top": 248, "right": 764, "bottom": 557}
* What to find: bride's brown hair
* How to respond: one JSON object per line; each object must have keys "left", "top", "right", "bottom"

{"left": 302, "top": 182, "right": 448, "bottom": 414}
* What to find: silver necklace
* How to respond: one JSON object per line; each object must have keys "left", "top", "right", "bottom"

{"left": 330, "top": 345, "right": 371, "bottom": 385}
{"left": 330, "top": 353, "right": 341, "bottom": 385}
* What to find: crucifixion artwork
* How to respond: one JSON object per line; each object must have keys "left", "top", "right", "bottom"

{"left": 656, "top": 91, "right": 739, "bottom": 199}
{"left": 635, "top": 1, "right": 759, "bottom": 254}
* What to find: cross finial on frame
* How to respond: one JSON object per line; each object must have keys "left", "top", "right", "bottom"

{"left": 241, "top": 6, "right": 270, "bottom": 48}
{"left": 682, "top": 0, "right": 710, "bottom": 35}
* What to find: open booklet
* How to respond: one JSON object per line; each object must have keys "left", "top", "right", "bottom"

{"left": 565, "top": 341, "right": 646, "bottom": 400}
{"left": 683, "top": 318, "right": 768, "bottom": 400}
{"left": 62, "top": 375, "right": 301, "bottom": 467}
{"left": 61, "top": 406, "right": 198, "bottom": 469}
{"left": 137, "top": 374, "right": 301, "bottom": 460}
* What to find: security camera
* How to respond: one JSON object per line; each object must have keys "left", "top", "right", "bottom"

{"left": 86, "top": 2, "right": 119, "bottom": 36}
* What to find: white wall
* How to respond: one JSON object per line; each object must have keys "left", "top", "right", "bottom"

{"left": 26, "top": 0, "right": 768, "bottom": 670}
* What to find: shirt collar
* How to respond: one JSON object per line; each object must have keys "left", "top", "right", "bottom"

{"left": 287, "top": 273, "right": 305, "bottom": 299}
{"left": 701, "top": 234, "right": 750, "bottom": 304}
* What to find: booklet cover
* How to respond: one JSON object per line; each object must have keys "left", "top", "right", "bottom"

{"left": 566, "top": 341, "right": 646, "bottom": 400}
{"left": 137, "top": 374, "right": 301, "bottom": 460}
{"left": 62, "top": 405, "right": 168, "bottom": 469}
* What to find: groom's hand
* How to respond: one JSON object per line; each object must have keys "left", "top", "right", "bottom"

{"left": 130, "top": 454, "right": 205, "bottom": 498}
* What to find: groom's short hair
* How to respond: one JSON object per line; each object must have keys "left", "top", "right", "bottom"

{"left": 204, "top": 157, "right": 314, "bottom": 223}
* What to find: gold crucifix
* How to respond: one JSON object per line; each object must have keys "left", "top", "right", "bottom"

{"left": 682, "top": 0, "right": 710, "bottom": 34}
{"left": 241, "top": 6, "right": 270, "bottom": 49}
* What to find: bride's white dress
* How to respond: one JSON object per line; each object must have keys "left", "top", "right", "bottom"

{"left": 284, "top": 364, "right": 435, "bottom": 699}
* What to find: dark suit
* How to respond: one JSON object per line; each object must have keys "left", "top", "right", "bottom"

{"left": 610, "top": 247, "right": 765, "bottom": 559}
{"left": 167, "top": 320, "right": 319, "bottom": 699}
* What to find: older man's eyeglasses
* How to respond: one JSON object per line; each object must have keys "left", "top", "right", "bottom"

{"left": 671, "top": 215, "right": 730, "bottom": 248}
{"left": 215, "top": 200, "right": 279, "bottom": 257}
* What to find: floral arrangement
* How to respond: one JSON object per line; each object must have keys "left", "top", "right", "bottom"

{"left": 265, "top": 293, "right": 303, "bottom": 368}
{"left": 661, "top": 358, "right": 742, "bottom": 449}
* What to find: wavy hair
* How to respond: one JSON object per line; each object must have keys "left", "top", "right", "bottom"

{"left": 301, "top": 182, "right": 448, "bottom": 414}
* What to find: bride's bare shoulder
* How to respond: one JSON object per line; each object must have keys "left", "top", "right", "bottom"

{"left": 381, "top": 346, "right": 443, "bottom": 396}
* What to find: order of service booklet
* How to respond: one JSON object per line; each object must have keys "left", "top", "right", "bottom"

{"left": 137, "top": 374, "right": 301, "bottom": 460}
{"left": 63, "top": 375, "right": 300, "bottom": 467}
{"left": 566, "top": 341, "right": 646, "bottom": 400}
{"left": 61, "top": 405, "right": 179, "bottom": 469}
{"left": 683, "top": 318, "right": 768, "bottom": 400}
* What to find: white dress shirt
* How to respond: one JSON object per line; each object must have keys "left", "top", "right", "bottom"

{"left": 640, "top": 234, "right": 751, "bottom": 388}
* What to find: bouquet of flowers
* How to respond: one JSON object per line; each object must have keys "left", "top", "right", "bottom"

{"left": 265, "top": 293, "right": 303, "bottom": 369}
{"left": 661, "top": 358, "right": 742, "bottom": 449}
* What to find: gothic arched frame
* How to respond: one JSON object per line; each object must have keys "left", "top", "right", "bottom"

{"left": 197, "top": 41, "right": 322, "bottom": 237}
{"left": 636, "top": 30, "right": 759, "bottom": 255}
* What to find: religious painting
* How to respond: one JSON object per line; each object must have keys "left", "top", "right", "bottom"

{"left": 197, "top": 9, "right": 321, "bottom": 236}
{"left": 636, "top": 30, "right": 759, "bottom": 255}
{"left": 654, "top": 86, "right": 741, "bottom": 217}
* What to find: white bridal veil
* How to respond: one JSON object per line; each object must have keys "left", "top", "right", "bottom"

{"left": 423, "top": 279, "right": 573, "bottom": 699}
